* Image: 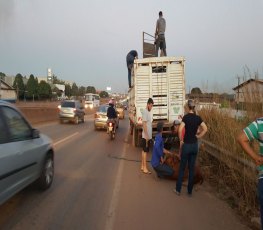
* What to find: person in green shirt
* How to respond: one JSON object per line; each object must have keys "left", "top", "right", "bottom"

{"left": 238, "top": 118, "right": 263, "bottom": 229}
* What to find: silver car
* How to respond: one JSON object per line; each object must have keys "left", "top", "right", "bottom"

{"left": 59, "top": 100, "right": 85, "bottom": 124}
{"left": 0, "top": 101, "right": 54, "bottom": 205}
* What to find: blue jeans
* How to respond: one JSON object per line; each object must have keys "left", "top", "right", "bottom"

{"left": 128, "top": 67, "right": 131, "bottom": 88}
{"left": 153, "top": 163, "right": 174, "bottom": 178}
{"left": 176, "top": 142, "right": 198, "bottom": 194}
{"left": 258, "top": 178, "right": 263, "bottom": 229}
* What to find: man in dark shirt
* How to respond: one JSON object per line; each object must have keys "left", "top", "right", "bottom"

{"left": 107, "top": 99, "right": 117, "bottom": 132}
{"left": 126, "top": 50, "right": 138, "bottom": 88}
{"left": 174, "top": 100, "right": 207, "bottom": 196}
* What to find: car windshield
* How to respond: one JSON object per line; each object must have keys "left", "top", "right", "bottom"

{"left": 98, "top": 105, "right": 108, "bottom": 113}
{"left": 61, "top": 101, "right": 75, "bottom": 108}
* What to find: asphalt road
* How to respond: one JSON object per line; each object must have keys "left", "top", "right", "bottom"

{"left": 0, "top": 112, "right": 251, "bottom": 230}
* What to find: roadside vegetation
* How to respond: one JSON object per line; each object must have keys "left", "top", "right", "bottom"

{"left": 197, "top": 76, "right": 262, "bottom": 227}
{"left": 1, "top": 71, "right": 109, "bottom": 101}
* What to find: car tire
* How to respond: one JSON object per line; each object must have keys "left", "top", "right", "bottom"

{"left": 37, "top": 154, "right": 54, "bottom": 190}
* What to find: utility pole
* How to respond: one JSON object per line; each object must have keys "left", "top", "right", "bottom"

{"left": 236, "top": 76, "right": 240, "bottom": 112}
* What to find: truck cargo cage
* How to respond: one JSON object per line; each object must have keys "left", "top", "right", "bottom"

{"left": 143, "top": 32, "right": 156, "bottom": 58}
{"left": 129, "top": 56, "right": 186, "bottom": 147}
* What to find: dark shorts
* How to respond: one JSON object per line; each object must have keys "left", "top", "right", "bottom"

{"left": 142, "top": 138, "right": 150, "bottom": 153}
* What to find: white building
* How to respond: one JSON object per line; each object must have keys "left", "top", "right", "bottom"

{"left": 232, "top": 78, "right": 263, "bottom": 103}
{"left": 0, "top": 79, "right": 16, "bottom": 102}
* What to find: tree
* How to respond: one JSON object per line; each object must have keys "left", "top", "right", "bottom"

{"left": 38, "top": 81, "right": 52, "bottom": 99}
{"left": 191, "top": 87, "right": 202, "bottom": 95}
{"left": 99, "top": 91, "right": 109, "bottom": 98}
{"left": 53, "top": 87, "right": 62, "bottom": 97}
{"left": 71, "top": 83, "right": 78, "bottom": 96}
{"left": 26, "top": 74, "right": 38, "bottom": 100}
{"left": 78, "top": 86, "right": 86, "bottom": 97}
{"left": 0, "top": 72, "right": 5, "bottom": 80}
{"left": 13, "top": 73, "right": 25, "bottom": 99}
{"left": 65, "top": 84, "right": 72, "bottom": 98}
{"left": 52, "top": 75, "right": 65, "bottom": 84}
{"left": 86, "top": 86, "right": 96, "bottom": 94}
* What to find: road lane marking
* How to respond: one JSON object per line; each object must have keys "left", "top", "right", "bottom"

{"left": 105, "top": 132, "right": 129, "bottom": 230}
{"left": 53, "top": 132, "right": 79, "bottom": 146}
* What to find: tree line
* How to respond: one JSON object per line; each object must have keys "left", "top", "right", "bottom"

{"left": 0, "top": 72, "right": 109, "bottom": 100}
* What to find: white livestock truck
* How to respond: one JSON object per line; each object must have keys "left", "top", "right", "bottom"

{"left": 128, "top": 56, "right": 186, "bottom": 147}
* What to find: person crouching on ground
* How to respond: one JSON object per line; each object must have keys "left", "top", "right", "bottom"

{"left": 151, "top": 121, "right": 174, "bottom": 178}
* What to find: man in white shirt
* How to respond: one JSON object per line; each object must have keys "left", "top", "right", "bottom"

{"left": 141, "top": 98, "right": 154, "bottom": 174}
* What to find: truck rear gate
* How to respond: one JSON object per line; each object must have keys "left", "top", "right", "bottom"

{"left": 129, "top": 57, "right": 186, "bottom": 147}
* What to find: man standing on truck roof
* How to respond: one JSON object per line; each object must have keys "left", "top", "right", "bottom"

{"left": 126, "top": 50, "right": 138, "bottom": 88}
{"left": 155, "top": 11, "right": 167, "bottom": 57}
{"left": 141, "top": 98, "right": 154, "bottom": 174}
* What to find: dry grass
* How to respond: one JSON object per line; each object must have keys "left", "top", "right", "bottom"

{"left": 198, "top": 105, "right": 261, "bottom": 225}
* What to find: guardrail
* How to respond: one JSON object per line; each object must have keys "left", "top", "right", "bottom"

{"left": 202, "top": 139, "right": 257, "bottom": 179}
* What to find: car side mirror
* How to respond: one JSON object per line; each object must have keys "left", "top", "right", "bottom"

{"left": 32, "top": 129, "right": 40, "bottom": 139}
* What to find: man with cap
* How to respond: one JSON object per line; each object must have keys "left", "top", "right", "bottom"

{"left": 174, "top": 99, "right": 207, "bottom": 196}
{"left": 141, "top": 98, "right": 154, "bottom": 174}
{"left": 151, "top": 121, "right": 174, "bottom": 178}
{"left": 163, "top": 119, "right": 181, "bottom": 150}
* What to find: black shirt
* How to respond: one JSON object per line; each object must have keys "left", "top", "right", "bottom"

{"left": 107, "top": 105, "right": 117, "bottom": 119}
{"left": 183, "top": 113, "right": 203, "bottom": 144}
{"left": 126, "top": 50, "right": 138, "bottom": 67}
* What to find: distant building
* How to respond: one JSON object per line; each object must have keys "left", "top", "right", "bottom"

{"left": 232, "top": 78, "right": 263, "bottom": 104}
{"left": 196, "top": 102, "right": 220, "bottom": 111}
{"left": 4, "top": 75, "right": 16, "bottom": 86}
{"left": 0, "top": 79, "right": 16, "bottom": 102}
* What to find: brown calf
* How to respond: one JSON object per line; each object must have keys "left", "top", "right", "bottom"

{"left": 164, "top": 154, "right": 204, "bottom": 185}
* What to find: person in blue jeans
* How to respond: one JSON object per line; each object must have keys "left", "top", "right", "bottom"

{"left": 174, "top": 100, "right": 207, "bottom": 196}
{"left": 238, "top": 118, "right": 263, "bottom": 229}
{"left": 126, "top": 50, "right": 138, "bottom": 88}
{"left": 151, "top": 122, "right": 174, "bottom": 178}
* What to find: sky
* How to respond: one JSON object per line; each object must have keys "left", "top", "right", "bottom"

{"left": 0, "top": 0, "right": 263, "bottom": 94}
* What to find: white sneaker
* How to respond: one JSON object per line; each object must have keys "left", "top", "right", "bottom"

{"left": 173, "top": 188, "right": 180, "bottom": 195}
